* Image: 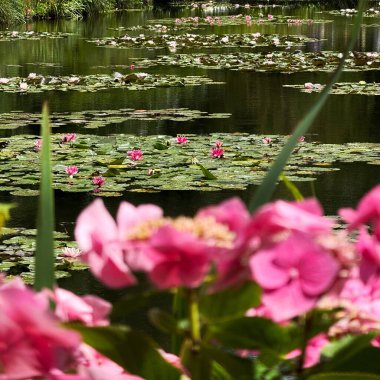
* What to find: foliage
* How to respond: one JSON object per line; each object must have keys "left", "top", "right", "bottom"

{"left": 0, "top": 0, "right": 24, "bottom": 24}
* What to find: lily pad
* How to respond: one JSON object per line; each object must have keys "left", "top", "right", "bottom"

{"left": 0, "top": 133, "right": 379, "bottom": 195}
{"left": 284, "top": 81, "right": 380, "bottom": 95}
{"left": 0, "top": 31, "right": 73, "bottom": 41}
{"left": 0, "top": 72, "right": 224, "bottom": 94}
{"left": 134, "top": 51, "right": 380, "bottom": 73}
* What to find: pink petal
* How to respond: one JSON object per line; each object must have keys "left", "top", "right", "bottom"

{"left": 250, "top": 250, "right": 290, "bottom": 290}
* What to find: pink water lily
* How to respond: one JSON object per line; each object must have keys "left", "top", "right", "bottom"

{"left": 65, "top": 165, "right": 79, "bottom": 178}
{"left": 92, "top": 176, "right": 105, "bottom": 187}
{"left": 210, "top": 147, "right": 224, "bottom": 158}
{"left": 304, "top": 82, "right": 314, "bottom": 90}
{"left": 128, "top": 149, "right": 143, "bottom": 161}
{"left": 250, "top": 233, "right": 340, "bottom": 321}
{"left": 176, "top": 135, "right": 188, "bottom": 144}
{"left": 35, "top": 138, "right": 43, "bottom": 151}
{"left": 61, "top": 133, "right": 77, "bottom": 144}
{"left": 262, "top": 137, "right": 272, "bottom": 145}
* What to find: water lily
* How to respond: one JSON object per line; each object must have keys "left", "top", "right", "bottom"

{"left": 262, "top": 136, "right": 272, "bottom": 145}
{"left": 129, "top": 63, "right": 135, "bottom": 70}
{"left": 19, "top": 82, "right": 28, "bottom": 91}
{"left": 65, "top": 166, "right": 78, "bottom": 178}
{"left": 27, "top": 72, "right": 37, "bottom": 80}
{"left": 210, "top": 147, "right": 224, "bottom": 158}
{"left": 214, "top": 140, "right": 223, "bottom": 148}
{"left": 61, "top": 133, "right": 77, "bottom": 144}
{"left": 92, "top": 176, "right": 105, "bottom": 192}
{"left": 128, "top": 149, "right": 143, "bottom": 161}
{"left": 176, "top": 135, "right": 188, "bottom": 144}
{"left": 60, "top": 247, "right": 82, "bottom": 258}
{"left": 0, "top": 78, "right": 10, "bottom": 85}
{"left": 298, "top": 136, "right": 305, "bottom": 142}
{"left": 304, "top": 82, "right": 314, "bottom": 90}
{"left": 67, "top": 76, "right": 80, "bottom": 85}
{"left": 268, "top": 14, "right": 274, "bottom": 20}
{"left": 34, "top": 139, "right": 42, "bottom": 152}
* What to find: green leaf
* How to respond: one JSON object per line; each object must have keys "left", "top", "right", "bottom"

{"left": 148, "top": 308, "right": 181, "bottom": 335}
{"left": 307, "top": 373, "right": 380, "bottom": 380}
{"left": 280, "top": 173, "right": 304, "bottom": 201}
{"left": 0, "top": 203, "right": 15, "bottom": 233}
{"left": 154, "top": 141, "right": 169, "bottom": 150}
{"left": 319, "top": 334, "right": 380, "bottom": 374}
{"left": 68, "top": 324, "right": 182, "bottom": 380}
{"left": 181, "top": 340, "right": 212, "bottom": 380}
{"left": 248, "top": 0, "right": 368, "bottom": 212}
{"left": 197, "top": 163, "right": 217, "bottom": 180}
{"left": 201, "top": 344, "right": 254, "bottom": 379}
{"left": 34, "top": 103, "right": 55, "bottom": 291}
{"left": 200, "top": 282, "right": 261, "bottom": 322}
{"left": 209, "top": 317, "right": 298, "bottom": 354}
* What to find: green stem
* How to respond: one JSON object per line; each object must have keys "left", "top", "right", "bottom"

{"left": 189, "top": 289, "right": 201, "bottom": 344}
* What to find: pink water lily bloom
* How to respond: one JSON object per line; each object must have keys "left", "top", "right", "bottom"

{"left": 176, "top": 135, "right": 188, "bottom": 144}
{"left": 92, "top": 176, "right": 105, "bottom": 187}
{"left": 297, "top": 136, "right": 305, "bottom": 142}
{"left": 75, "top": 199, "right": 136, "bottom": 288}
{"left": 304, "top": 82, "right": 314, "bottom": 90}
{"left": 210, "top": 147, "right": 224, "bottom": 158}
{"left": 262, "top": 137, "right": 272, "bottom": 144}
{"left": 128, "top": 149, "right": 143, "bottom": 161}
{"left": 250, "top": 233, "right": 340, "bottom": 321}
{"left": 65, "top": 166, "right": 79, "bottom": 178}
{"left": 35, "top": 138, "right": 43, "bottom": 151}
{"left": 61, "top": 133, "right": 77, "bottom": 143}
{"left": 268, "top": 14, "right": 274, "bottom": 20}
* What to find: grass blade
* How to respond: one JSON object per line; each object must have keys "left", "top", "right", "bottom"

{"left": 248, "top": 0, "right": 367, "bottom": 212}
{"left": 34, "top": 103, "right": 55, "bottom": 290}
{"left": 280, "top": 173, "right": 304, "bottom": 202}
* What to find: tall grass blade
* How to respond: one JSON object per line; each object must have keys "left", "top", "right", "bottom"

{"left": 280, "top": 173, "right": 304, "bottom": 202}
{"left": 34, "top": 103, "right": 55, "bottom": 290}
{"left": 248, "top": 0, "right": 367, "bottom": 212}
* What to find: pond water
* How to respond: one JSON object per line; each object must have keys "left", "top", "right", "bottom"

{"left": 0, "top": 2, "right": 379, "bottom": 298}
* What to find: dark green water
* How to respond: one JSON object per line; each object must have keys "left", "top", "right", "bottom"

{"left": 0, "top": 4, "right": 379, "bottom": 251}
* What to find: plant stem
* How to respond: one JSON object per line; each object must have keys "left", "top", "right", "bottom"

{"left": 189, "top": 289, "right": 201, "bottom": 345}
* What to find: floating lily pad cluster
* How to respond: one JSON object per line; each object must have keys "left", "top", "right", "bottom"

{"left": 109, "top": 24, "right": 201, "bottom": 33}
{"left": 0, "top": 133, "right": 379, "bottom": 196}
{"left": 328, "top": 8, "right": 380, "bottom": 17}
{"left": 0, "top": 108, "right": 231, "bottom": 131}
{"left": 0, "top": 72, "right": 223, "bottom": 94}
{"left": 149, "top": 14, "right": 331, "bottom": 27}
{"left": 0, "top": 227, "right": 85, "bottom": 284}
{"left": 135, "top": 51, "right": 380, "bottom": 72}
{"left": 0, "top": 31, "right": 72, "bottom": 41}
{"left": 284, "top": 81, "right": 380, "bottom": 95}
{"left": 90, "top": 32, "right": 317, "bottom": 50}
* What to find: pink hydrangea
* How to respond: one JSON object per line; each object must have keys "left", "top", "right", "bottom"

{"left": 250, "top": 233, "right": 340, "bottom": 321}
{"left": 0, "top": 279, "right": 81, "bottom": 379}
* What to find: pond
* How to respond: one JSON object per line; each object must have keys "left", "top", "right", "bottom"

{"left": 0, "top": 1, "right": 379, "bottom": 298}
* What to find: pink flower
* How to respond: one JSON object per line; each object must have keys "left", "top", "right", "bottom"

{"left": 19, "top": 81, "right": 28, "bottom": 91}
{"left": 175, "top": 18, "right": 182, "bottom": 23}
{"left": 304, "top": 82, "right": 314, "bottom": 90}
{"left": 297, "top": 136, "right": 305, "bottom": 142}
{"left": 214, "top": 140, "right": 223, "bottom": 148}
{"left": 250, "top": 233, "right": 340, "bottom": 321}
{"left": 262, "top": 137, "right": 272, "bottom": 145}
{"left": 245, "top": 15, "right": 252, "bottom": 23}
{"left": 147, "top": 226, "right": 211, "bottom": 289}
{"left": 128, "top": 149, "right": 143, "bottom": 161}
{"left": 92, "top": 176, "right": 105, "bottom": 187}
{"left": 129, "top": 64, "right": 135, "bottom": 70}
{"left": 176, "top": 135, "right": 188, "bottom": 144}
{"left": 61, "top": 133, "right": 77, "bottom": 144}
{"left": 357, "top": 228, "right": 380, "bottom": 282}
{"left": 247, "top": 198, "right": 332, "bottom": 241}
{"left": 286, "top": 334, "right": 329, "bottom": 368}
{"left": 0, "top": 279, "right": 81, "bottom": 379}
{"left": 339, "top": 185, "right": 380, "bottom": 237}
{"left": 60, "top": 247, "right": 82, "bottom": 258}
{"left": 268, "top": 14, "right": 274, "bottom": 20}
{"left": 65, "top": 165, "right": 79, "bottom": 178}
{"left": 210, "top": 147, "right": 224, "bottom": 158}
{"left": 34, "top": 138, "right": 43, "bottom": 151}
{"left": 75, "top": 199, "right": 137, "bottom": 288}
{"left": 0, "top": 78, "right": 10, "bottom": 85}
{"left": 77, "top": 344, "right": 144, "bottom": 380}
{"left": 50, "top": 288, "right": 111, "bottom": 327}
